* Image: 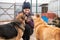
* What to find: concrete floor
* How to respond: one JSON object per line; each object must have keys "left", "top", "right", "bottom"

{"left": 30, "top": 32, "right": 36, "bottom": 40}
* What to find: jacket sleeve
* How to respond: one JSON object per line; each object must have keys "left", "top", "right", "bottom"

{"left": 26, "top": 19, "right": 34, "bottom": 29}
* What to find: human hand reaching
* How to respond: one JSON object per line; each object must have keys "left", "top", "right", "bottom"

{"left": 25, "top": 17, "right": 31, "bottom": 22}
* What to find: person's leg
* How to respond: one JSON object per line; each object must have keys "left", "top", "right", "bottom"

{"left": 22, "top": 35, "right": 30, "bottom": 40}
{"left": 22, "top": 24, "right": 31, "bottom": 40}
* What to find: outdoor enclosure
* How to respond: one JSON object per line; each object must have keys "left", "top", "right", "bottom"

{"left": 0, "top": 0, "right": 59, "bottom": 22}
{"left": 0, "top": 2, "right": 41, "bottom": 22}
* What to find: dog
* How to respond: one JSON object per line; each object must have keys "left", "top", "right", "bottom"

{"left": 0, "top": 12, "right": 25, "bottom": 40}
{"left": 32, "top": 14, "right": 60, "bottom": 40}
{"left": 52, "top": 16, "right": 60, "bottom": 28}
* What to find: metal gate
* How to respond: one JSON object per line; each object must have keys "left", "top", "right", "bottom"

{"left": 0, "top": 2, "right": 15, "bottom": 22}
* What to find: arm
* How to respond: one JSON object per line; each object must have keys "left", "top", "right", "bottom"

{"left": 25, "top": 17, "right": 34, "bottom": 29}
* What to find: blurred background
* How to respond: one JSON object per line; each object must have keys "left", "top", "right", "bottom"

{"left": 0, "top": 0, "right": 60, "bottom": 23}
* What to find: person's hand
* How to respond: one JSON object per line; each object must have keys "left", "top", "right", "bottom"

{"left": 27, "top": 18, "right": 31, "bottom": 22}
{"left": 25, "top": 16, "right": 28, "bottom": 20}
{"left": 25, "top": 17, "right": 31, "bottom": 22}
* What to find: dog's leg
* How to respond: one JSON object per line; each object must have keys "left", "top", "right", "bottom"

{"left": 0, "top": 37, "right": 5, "bottom": 40}
{"left": 0, "top": 39, "right": 4, "bottom": 40}
{"left": 55, "top": 30, "right": 60, "bottom": 40}
{"left": 16, "top": 28, "right": 23, "bottom": 40}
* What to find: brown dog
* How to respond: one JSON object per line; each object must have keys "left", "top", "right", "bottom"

{"left": 32, "top": 14, "right": 60, "bottom": 40}
{"left": 15, "top": 12, "right": 26, "bottom": 40}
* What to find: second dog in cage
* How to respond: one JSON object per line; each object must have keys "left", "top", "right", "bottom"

{"left": 52, "top": 16, "right": 60, "bottom": 28}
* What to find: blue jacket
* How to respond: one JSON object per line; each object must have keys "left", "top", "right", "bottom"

{"left": 42, "top": 16, "right": 48, "bottom": 23}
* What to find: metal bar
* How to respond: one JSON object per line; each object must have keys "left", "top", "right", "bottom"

{"left": 36, "top": 0, "right": 38, "bottom": 13}
{"left": 25, "top": 0, "right": 26, "bottom": 2}
{"left": 6, "top": 10, "right": 13, "bottom": 18}
{"left": 0, "top": 8, "right": 14, "bottom": 9}
{"left": 31, "top": 0, "right": 32, "bottom": 13}
{"left": 0, "top": 20, "right": 13, "bottom": 22}
{"left": 0, "top": 2, "right": 14, "bottom": 4}
{"left": 16, "top": 5, "right": 36, "bottom": 7}
{"left": 0, "top": 4, "right": 14, "bottom": 17}
{"left": 14, "top": 3, "right": 16, "bottom": 20}
{"left": 0, "top": 8, "right": 12, "bottom": 18}
{"left": 16, "top": 5, "right": 22, "bottom": 6}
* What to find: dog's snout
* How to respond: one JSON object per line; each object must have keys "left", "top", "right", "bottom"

{"left": 21, "top": 16, "right": 25, "bottom": 20}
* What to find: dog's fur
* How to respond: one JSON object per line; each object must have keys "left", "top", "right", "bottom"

{"left": 0, "top": 13, "right": 25, "bottom": 40}
{"left": 32, "top": 14, "right": 60, "bottom": 40}
{"left": 52, "top": 17, "right": 60, "bottom": 28}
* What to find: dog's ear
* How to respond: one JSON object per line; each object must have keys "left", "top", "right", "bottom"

{"left": 36, "top": 14, "right": 40, "bottom": 18}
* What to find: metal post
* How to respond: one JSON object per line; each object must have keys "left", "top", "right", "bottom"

{"left": 25, "top": 0, "right": 26, "bottom": 2}
{"left": 14, "top": 3, "right": 16, "bottom": 20}
{"left": 36, "top": 0, "right": 38, "bottom": 13}
{"left": 31, "top": 0, "right": 32, "bottom": 13}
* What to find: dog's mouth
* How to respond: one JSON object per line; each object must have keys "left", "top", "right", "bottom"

{"left": 15, "top": 15, "right": 26, "bottom": 31}
{"left": 21, "top": 16, "right": 25, "bottom": 20}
